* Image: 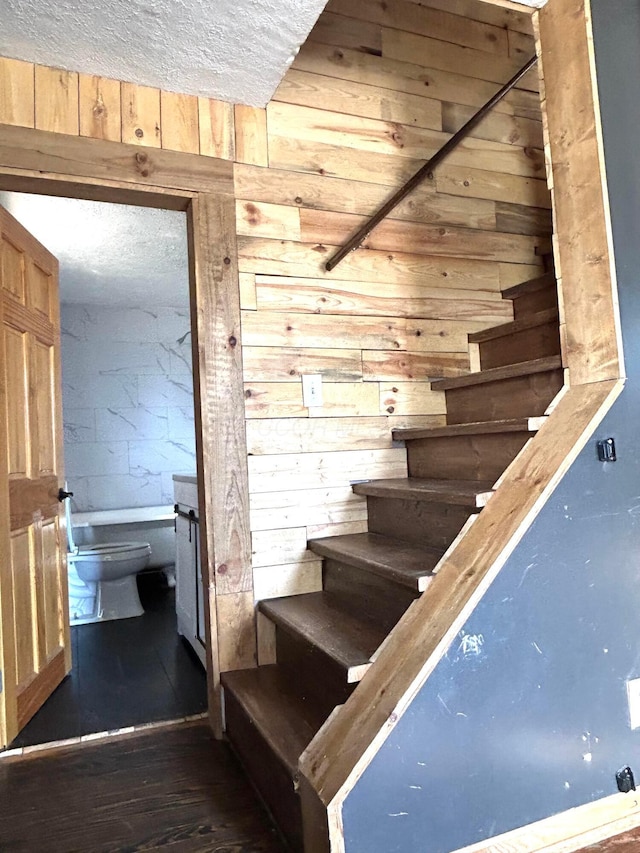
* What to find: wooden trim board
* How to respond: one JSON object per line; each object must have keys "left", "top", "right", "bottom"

{"left": 535, "top": 0, "right": 623, "bottom": 385}
{"left": 0, "top": 123, "right": 254, "bottom": 739}
{"left": 449, "top": 788, "right": 640, "bottom": 853}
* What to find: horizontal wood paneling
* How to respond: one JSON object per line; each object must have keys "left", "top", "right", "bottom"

{"left": 235, "top": 163, "right": 497, "bottom": 230}
{"left": 267, "top": 102, "right": 545, "bottom": 178}
{"left": 238, "top": 237, "right": 503, "bottom": 290}
{"left": 292, "top": 42, "right": 540, "bottom": 120}
{"left": 273, "top": 69, "right": 443, "bottom": 132}
{"left": 327, "top": 0, "right": 511, "bottom": 55}
{"left": 242, "top": 345, "right": 363, "bottom": 383}
{"left": 253, "top": 275, "right": 512, "bottom": 323}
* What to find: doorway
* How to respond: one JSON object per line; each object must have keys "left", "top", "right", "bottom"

{"left": 1, "top": 191, "right": 207, "bottom": 748}
{"left": 0, "top": 130, "right": 251, "bottom": 751}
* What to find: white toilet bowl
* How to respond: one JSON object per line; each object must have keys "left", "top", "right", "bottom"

{"left": 65, "top": 497, "right": 151, "bottom": 625}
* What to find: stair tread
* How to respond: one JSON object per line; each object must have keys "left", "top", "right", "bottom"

{"left": 431, "top": 355, "right": 562, "bottom": 392}
{"left": 502, "top": 273, "right": 555, "bottom": 300}
{"left": 392, "top": 416, "right": 546, "bottom": 442}
{"left": 308, "top": 532, "right": 442, "bottom": 592}
{"left": 260, "top": 591, "right": 387, "bottom": 681}
{"left": 468, "top": 308, "right": 559, "bottom": 344}
{"left": 352, "top": 477, "right": 494, "bottom": 508}
{"left": 222, "top": 665, "right": 326, "bottom": 776}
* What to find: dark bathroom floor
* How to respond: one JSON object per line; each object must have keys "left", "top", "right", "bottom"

{"left": 9, "top": 573, "right": 207, "bottom": 749}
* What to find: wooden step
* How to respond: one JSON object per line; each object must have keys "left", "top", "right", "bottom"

{"left": 222, "top": 665, "right": 326, "bottom": 852}
{"left": 391, "top": 419, "right": 544, "bottom": 483}
{"left": 468, "top": 309, "right": 561, "bottom": 371}
{"left": 404, "top": 429, "right": 537, "bottom": 482}
{"left": 309, "top": 532, "right": 442, "bottom": 592}
{"left": 322, "top": 557, "right": 420, "bottom": 636}
{"left": 352, "top": 477, "right": 494, "bottom": 508}
{"left": 432, "top": 356, "right": 563, "bottom": 424}
{"left": 502, "top": 273, "right": 555, "bottom": 301}
{"left": 468, "top": 309, "right": 559, "bottom": 345}
{"left": 366, "top": 495, "right": 474, "bottom": 550}
{"left": 503, "top": 273, "right": 558, "bottom": 319}
{"left": 223, "top": 666, "right": 323, "bottom": 776}
{"left": 260, "top": 591, "right": 387, "bottom": 684}
{"left": 392, "top": 417, "right": 546, "bottom": 442}
{"left": 432, "top": 356, "right": 562, "bottom": 392}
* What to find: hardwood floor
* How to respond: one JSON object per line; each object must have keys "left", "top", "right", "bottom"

{"left": 0, "top": 721, "right": 285, "bottom": 852}
{"left": 579, "top": 828, "right": 640, "bottom": 851}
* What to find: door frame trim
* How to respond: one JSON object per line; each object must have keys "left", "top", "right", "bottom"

{"left": 0, "top": 123, "right": 255, "bottom": 743}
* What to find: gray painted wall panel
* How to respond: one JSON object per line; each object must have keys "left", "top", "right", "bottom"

{"left": 343, "top": 3, "right": 640, "bottom": 850}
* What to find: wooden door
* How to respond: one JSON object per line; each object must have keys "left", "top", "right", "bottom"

{"left": 0, "top": 204, "right": 71, "bottom": 748}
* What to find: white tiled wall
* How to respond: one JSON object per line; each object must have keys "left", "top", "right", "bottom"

{"left": 61, "top": 304, "right": 196, "bottom": 511}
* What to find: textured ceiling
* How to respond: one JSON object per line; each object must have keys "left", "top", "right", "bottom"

{"left": 0, "top": 0, "right": 328, "bottom": 106}
{"left": 0, "top": 192, "right": 189, "bottom": 308}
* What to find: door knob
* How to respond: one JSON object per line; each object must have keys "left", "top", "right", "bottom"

{"left": 58, "top": 488, "right": 74, "bottom": 502}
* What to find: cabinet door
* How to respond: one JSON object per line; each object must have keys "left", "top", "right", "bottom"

{"left": 175, "top": 513, "right": 196, "bottom": 639}
{"left": 196, "top": 533, "right": 206, "bottom": 649}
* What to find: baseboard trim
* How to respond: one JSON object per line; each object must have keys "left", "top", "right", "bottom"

{"left": 0, "top": 712, "right": 208, "bottom": 762}
{"left": 450, "top": 790, "right": 640, "bottom": 853}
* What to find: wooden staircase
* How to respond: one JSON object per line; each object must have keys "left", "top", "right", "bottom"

{"left": 222, "top": 270, "right": 564, "bottom": 851}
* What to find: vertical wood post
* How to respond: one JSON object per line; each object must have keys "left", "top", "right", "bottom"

{"left": 188, "top": 192, "right": 255, "bottom": 734}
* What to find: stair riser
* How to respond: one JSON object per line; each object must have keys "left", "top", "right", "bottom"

{"left": 478, "top": 322, "right": 561, "bottom": 371}
{"left": 511, "top": 287, "right": 557, "bottom": 319}
{"left": 224, "top": 689, "right": 303, "bottom": 853}
{"left": 275, "top": 626, "right": 355, "bottom": 721}
{"left": 367, "top": 495, "right": 476, "bottom": 549}
{"left": 323, "top": 557, "right": 419, "bottom": 634}
{"left": 445, "top": 368, "right": 563, "bottom": 424}
{"left": 406, "top": 432, "right": 531, "bottom": 482}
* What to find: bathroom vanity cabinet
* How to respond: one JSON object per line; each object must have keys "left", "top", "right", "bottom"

{"left": 173, "top": 476, "right": 206, "bottom": 668}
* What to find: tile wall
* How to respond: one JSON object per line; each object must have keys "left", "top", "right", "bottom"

{"left": 61, "top": 303, "right": 196, "bottom": 511}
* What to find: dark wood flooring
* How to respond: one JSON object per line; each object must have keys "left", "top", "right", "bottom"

{"left": 579, "top": 828, "right": 640, "bottom": 851}
{"left": 0, "top": 721, "right": 285, "bottom": 852}
{"left": 10, "top": 573, "right": 207, "bottom": 749}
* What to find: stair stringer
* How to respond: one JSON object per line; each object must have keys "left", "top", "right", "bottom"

{"left": 298, "top": 378, "right": 623, "bottom": 853}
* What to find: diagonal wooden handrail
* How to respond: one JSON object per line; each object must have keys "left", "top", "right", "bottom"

{"left": 324, "top": 54, "right": 538, "bottom": 272}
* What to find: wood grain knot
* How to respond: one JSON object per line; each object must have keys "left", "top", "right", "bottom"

{"left": 136, "top": 152, "right": 148, "bottom": 163}
{"left": 228, "top": 335, "right": 237, "bottom": 347}
{"left": 217, "top": 563, "right": 228, "bottom": 575}
{"left": 224, "top": 257, "right": 231, "bottom": 265}
{"left": 135, "top": 128, "right": 144, "bottom": 139}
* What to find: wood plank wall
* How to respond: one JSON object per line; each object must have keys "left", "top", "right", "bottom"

{"left": 0, "top": 0, "right": 552, "bottom": 641}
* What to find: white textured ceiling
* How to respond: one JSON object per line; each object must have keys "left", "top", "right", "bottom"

{"left": 0, "top": 0, "right": 328, "bottom": 107}
{"left": 0, "top": 192, "right": 189, "bottom": 307}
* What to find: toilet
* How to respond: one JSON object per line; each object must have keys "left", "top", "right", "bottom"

{"left": 65, "top": 498, "right": 151, "bottom": 626}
